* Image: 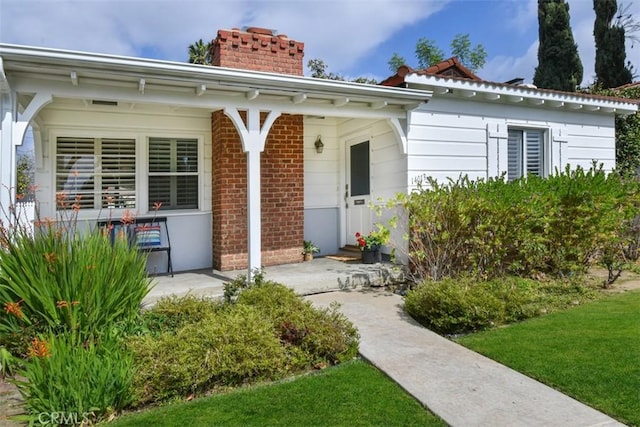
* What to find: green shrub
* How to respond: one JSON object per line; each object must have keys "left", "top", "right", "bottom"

{"left": 15, "top": 333, "right": 133, "bottom": 425}
{"left": 222, "top": 267, "right": 270, "bottom": 303}
{"left": 405, "top": 278, "right": 504, "bottom": 334}
{"left": 129, "top": 305, "right": 287, "bottom": 406}
{"left": 237, "top": 283, "right": 359, "bottom": 364}
{"left": 141, "top": 294, "right": 222, "bottom": 335}
{"left": 128, "top": 282, "right": 359, "bottom": 406}
{"left": 0, "top": 221, "right": 151, "bottom": 343}
{"left": 404, "top": 276, "right": 599, "bottom": 335}
{"left": 390, "top": 165, "right": 640, "bottom": 283}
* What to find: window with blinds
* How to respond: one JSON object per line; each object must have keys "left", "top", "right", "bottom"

{"left": 56, "top": 137, "right": 136, "bottom": 210}
{"left": 148, "top": 138, "right": 198, "bottom": 210}
{"left": 507, "top": 129, "right": 544, "bottom": 180}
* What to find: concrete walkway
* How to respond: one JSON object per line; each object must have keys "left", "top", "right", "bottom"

{"left": 307, "top": 290, "right": 624, "bottom": 427}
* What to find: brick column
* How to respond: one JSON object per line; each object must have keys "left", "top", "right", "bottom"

{"left": 212, "top": 111, "right": 303, "bottom": 271}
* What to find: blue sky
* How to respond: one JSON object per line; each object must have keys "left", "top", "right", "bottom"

{"left": 1, "top": 0, "right": 639, "bottom": 86}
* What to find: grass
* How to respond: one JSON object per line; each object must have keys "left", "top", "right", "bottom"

{"left": 457, "top": 290, "right": 640, "bottom": 426}
{"left": 110, "top": 359, "right": 445, "bottom": 426}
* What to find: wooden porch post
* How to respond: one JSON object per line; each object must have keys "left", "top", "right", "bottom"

{"left": 224, "top": 107, "right": 281, "bottom": 280}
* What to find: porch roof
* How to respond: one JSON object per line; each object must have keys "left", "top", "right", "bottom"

{"left": 0, "top": 43, "right": 430, "bottom": 119}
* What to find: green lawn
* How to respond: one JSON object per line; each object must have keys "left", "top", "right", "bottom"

{"left": 110, "top": 360, "right": 445, "bottom": 426}
{"left": 457, "top": 290, "right": 640, "bottom": 426}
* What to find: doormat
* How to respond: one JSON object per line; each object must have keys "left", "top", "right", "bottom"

{"left": 325, "top": 254, "right": 361, "bottom": 263}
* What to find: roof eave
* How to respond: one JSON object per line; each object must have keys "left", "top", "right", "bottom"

{"left": 0, "top": 44, "right": 431, "bottom": 107}
{"left": 405, "top": 73, "right": 639, "bottom": 115}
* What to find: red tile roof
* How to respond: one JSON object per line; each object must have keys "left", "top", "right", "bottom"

{"left": 379, "top": 56, "right": 479, "bottom": 87}
{"left": 420, "top": 57, "right": 481, "bottom": 81}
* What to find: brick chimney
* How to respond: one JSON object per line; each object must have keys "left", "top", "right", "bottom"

{"left": 211, "top": 27, "right": 304, "bottom": 76}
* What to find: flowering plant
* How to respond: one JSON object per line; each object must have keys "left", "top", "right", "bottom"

{"left": 355, "top": 228, "right": 389, "bottom": 251}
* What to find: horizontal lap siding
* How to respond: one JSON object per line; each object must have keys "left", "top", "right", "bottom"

{"left": 407, "top": 107, "right": 487, "bottom": 188}
{"left": 371, "top": 124, "right": 406, "bottom": 201}
{"left": 406, "top": 99, "right": 617, "bottom": 188}
{"left": 304, "top": 118, "right": 340, "bottom": 208}
{"left": 566, "top": 122, "right": 615, "bottom": 171}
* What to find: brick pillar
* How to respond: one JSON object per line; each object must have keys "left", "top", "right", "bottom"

{"left": 212, "top": 111, "right": 304, "bottom": 271}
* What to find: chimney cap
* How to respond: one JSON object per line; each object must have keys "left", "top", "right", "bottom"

{"left": 505, "top": 77, "right": 525, "bottom": 85}
{"left": 244, "top": 27, "right": 276, "bottom": 36}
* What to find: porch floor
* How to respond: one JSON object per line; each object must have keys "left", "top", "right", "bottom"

{"left": 145, "top": 255, "right": 406, "bottom": 305}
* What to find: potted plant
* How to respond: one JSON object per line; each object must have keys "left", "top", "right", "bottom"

{"left": 302, "top": 240, "right": 320, "bottom": 261}
{"left": 355, "top": 227, "right": 389, "bottom": 264}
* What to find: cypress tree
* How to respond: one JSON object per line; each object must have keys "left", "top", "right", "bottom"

{"left": 593, "top": 0, "right": 632, "bottom": 88}
{"left": 533, "top": 0, "right": 583, "bottom": 92}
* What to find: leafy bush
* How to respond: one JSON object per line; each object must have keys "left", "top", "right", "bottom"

{"left": 140, "top": 294, "right": 221, "bottom": 335}
{"left": 237, "top": 283, "right": 359, "bottom": 365}
{"left": 15, "top": 333, "right": 133, "bottom": 425}
{"left": 129, "top": 305, "right": 287, "bottom": 406}
{"left": 129, "top": 282, "right": 359, "bottom": 406}
{"left": 0, "top": 220, "right": 151, "bottom": 344}
{"left": 222, "top": 267, "right": 269, "bottom": 303}
{"left": 404, "top": 276, "right": 598, "bottom": 335}
{"left": 389, "top": 165, "right": 640, "bottom": 283}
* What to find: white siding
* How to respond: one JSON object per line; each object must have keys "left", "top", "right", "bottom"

{"left": 406, "top": 97, "right": 617, "bottom": 188}
{"left": 304, "top": 117, "right": 340, "bottom": 208}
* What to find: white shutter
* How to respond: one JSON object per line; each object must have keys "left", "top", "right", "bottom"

{"left": 100, "top": 138, "right": 136, "bottom": 208}
{"left": 56, "top": 137, "right": 96, "bottom": 209}
{"left": 56, "top": 137, "right": 136, "bottom": 210}
{"left": 525, "top": 130, "right": 543, "bottom": 177}
{"left": 507, "top": 130, "right": 522, "bottom": 180}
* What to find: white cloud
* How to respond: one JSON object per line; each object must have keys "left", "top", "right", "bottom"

{"left": 502, "top": 0, "right": 537, "bottom": 36}
{"left": 482, "top": 40, "right": 538, "bottom": 84}
{"left": 0, "top": 0, "right": 448, "bottom": 73}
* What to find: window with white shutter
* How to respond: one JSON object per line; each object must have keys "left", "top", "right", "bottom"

{"left": 507, "top": 129, "right": 545, "bottom": 180}
{"left": 56, "top": 137, "right": 136, "bottom": 210}
{"left": 148, "top": 138, "right": 199, "bottom": 210}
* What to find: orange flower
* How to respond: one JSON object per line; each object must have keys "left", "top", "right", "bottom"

{"left": 44, "top": 252, "right": 57, "bottom": 264}
{"left": 55, "top": 191, "right": 67, "bottom": 208}
{"left": 3, "top": 300, "right": 24, "bottom": 319}
{"left": 71, "top": 194, "right": 83, "bottom": 211}
{"left": 27, "top": 337, "right": 51, "bottom": 359}
{"left": 16, "top": 193, "right": 24, "bottom": 200}
{"left": 153, "top": 201, "right": 163, "bottom": 211}
{"left": 121, "top": 209, "right": 135, "bottom": 225}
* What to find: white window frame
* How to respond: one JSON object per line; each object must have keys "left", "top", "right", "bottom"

{"left": 146, "top": 137, "right": 200, "bottom": 212}
{"left": 507, "top": 128, "right": 549, "bottom": 180}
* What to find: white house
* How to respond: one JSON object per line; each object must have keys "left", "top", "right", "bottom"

{"left": 0, "top": 28, "right": 637, "bottom": 276}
